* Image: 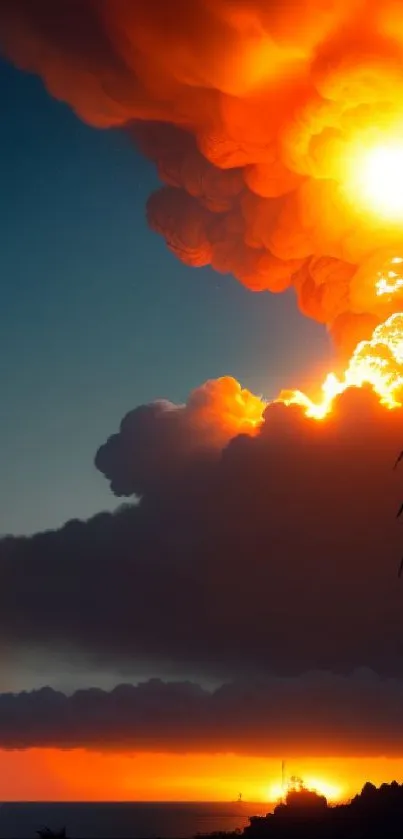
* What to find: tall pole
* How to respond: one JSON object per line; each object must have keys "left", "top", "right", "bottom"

{"left": 281, "top": 760, "right": 286, "bottom": 801}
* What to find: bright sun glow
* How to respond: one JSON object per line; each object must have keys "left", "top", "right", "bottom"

{"left": 268, "top": 777, "right": 343, "bottom": 803}
{"left": 276, "top": 308, "right": 403, "bottom": 420}
{"left": 351, "top": 143, "right": 403, "bottom": 221}
{"left": 270, "top": 249, "right": 403, "bottom": 421}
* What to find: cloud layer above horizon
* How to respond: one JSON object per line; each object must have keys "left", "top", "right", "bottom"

{"left": 4, "top": 672, "right": 403, "bottom": 757}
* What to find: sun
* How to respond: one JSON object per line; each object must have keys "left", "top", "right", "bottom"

{"left": 268, "top": 777, "right": 343, "bottom": 803}
{"left": 303, "top": 777, "right": 343, "bottom": 801}
{"left": 348, "top": 141, "right": 403, "bottom": 221}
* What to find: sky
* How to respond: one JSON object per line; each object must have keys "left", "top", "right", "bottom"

{"left": 3, "top": 0, "right": 403, "bottom": 805}
{"left": 0, "top": 57, "right": 331, "bottom": 537}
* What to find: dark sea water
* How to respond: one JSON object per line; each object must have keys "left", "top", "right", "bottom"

{"left": 0, "top": 801, "right": 271, "bottom": 838}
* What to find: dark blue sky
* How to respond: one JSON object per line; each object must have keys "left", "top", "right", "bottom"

{"left": 0, "top": 59, "right": 333, "bottom": 536}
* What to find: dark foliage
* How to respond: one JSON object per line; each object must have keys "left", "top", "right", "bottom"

{"left": 202, "top": 782, "right": 403, "bottom": 839}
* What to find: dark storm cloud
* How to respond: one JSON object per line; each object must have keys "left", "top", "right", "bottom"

{"left": 1, "top": 386, "right": 403, "bottom": 682}
{"left": 3, "top": 672, "right": 403, "bottom": 756}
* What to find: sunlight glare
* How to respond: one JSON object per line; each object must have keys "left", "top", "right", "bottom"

{"left": 268, "top": 777, "right": 343, "bottom": 803}
{"left": 350, "top": 142, "right": 403, "bottom": 221}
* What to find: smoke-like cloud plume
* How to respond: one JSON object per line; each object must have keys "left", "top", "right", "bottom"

{"left": 3, "top": 3, "right": 403, "bottom": 700}
{"left": 4, "top": 1, "right": 403, "bottom": 351}
{"left": 0, "top": 386, "right": 402, "bottom": 681}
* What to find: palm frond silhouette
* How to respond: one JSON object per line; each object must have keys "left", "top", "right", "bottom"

{"left": 394, "top": 451, "right": 403, "bottom": 470}
{"left": 394, "top": 453, "right": 403, "bottom": 577}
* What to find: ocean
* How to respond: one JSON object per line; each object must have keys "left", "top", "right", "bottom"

{"left": 0, "top": 801, "right": 271, "bottom": 838}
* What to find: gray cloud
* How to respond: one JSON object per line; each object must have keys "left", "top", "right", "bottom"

{"left": 3, "top": 672, "right": 403, "bottom": 755}
{"left": 0, "top": 386, "right": 402, "bottom": 683}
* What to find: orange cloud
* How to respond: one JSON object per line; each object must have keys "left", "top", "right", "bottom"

{"left": 4, "top": 1, "right": 403, "bottom": 350}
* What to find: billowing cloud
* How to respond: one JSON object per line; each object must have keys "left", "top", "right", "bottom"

{"left": 3, "top": 672, "right": 403, "bottom": 756}
{"left": 1, "top": 385, "right": 403, "bottom": 681}
{"left": 3, "top": 2, "right": 403, "bottom": 350}
{"left": 5, "top": 0, "right": 403, "bottom": 760}
{"left": 95, "top": 377, "right": 264, "bottom": 496}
